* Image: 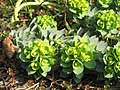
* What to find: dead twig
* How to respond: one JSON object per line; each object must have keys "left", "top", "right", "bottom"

{"left": 26, "top": 82, "right": 39, "bottom": 90}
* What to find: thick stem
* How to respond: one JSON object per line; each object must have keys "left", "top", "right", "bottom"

{"left": 15, "top": 0, "right": 23, "bottom": 7}
{"left": 64, "top": 0, "right": 71, "bottom": 31}
{"left": 14, "top": 1, "right": 43, "bottom": 21}
{"left": 14, "top": 1, "right": 58, "bottom": 21}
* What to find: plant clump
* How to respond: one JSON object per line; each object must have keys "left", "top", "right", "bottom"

{"left": 2, "top": 0, "right": 120, "bottom": 89}
{"left": 104, "top": 42, "right": 120, "bottom": 78}
{"left": 68, "top": 0, "right": 89, "bottom": 19}
{"left": 19, "top": 39, "right": 57, "bottom": 79}
{"left": 36, "top": 15, "right": 57, "bottom": 29}
{"left": 96, "top": 10, "right": 120, "bottom": 36}
{"left": 60, "top": 37, "right": 96, "bottom": 83}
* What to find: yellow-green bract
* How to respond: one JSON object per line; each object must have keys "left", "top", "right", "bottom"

{"left": 68, "top": 0, "right": 89, "bottom": 18}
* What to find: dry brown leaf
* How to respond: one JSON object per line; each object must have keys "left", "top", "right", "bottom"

{"left": 0, "top": 0, "right": 5, "bottom": 7}
{"left": 2, "top": 37, "right": 19, "bottom": 59}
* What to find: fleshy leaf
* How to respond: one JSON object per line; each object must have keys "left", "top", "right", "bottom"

{"left": 73, "top": 61, "right": 84, "bottom": 75}
{"left": 63, "top": 67, "right": 73, "bottom": 74}
{"left": 19, "top": 52, "right": 30, "bottom": 62}
{"left": 84, "top": 60, "right": 96, "bottom": 69}
{"left": 60, "top": 61, "right": 72, "bottom": 67}
{"left": 41, "top": 66, "right": 51, "bottom": 73}
{"left": 26, "top": 66, "right": 36, "bottom": 75}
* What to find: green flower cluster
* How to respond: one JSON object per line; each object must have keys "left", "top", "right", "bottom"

{"left": 104, "top": 42, "right": 120, "bottom": 78}
{"left": 19, "top": 39, "right": 56, "bottom": 77}
{"left": 98, "top": 0, "right": 113, "bottom": 8}
{"left": 36, "top": 15, "right": 57, "bottom": 29}
{"left": 68, "top": 0, "right": 89, "bottom": 18}
{"left": 96, "top": 10, "right": 120, "bottom": 35}
{"left": 60, "top": 37, "right": 96, "bottom": 82}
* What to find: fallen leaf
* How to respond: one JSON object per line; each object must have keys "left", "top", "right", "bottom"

{"left": 2, "top": 37, "right": 19, "bottom": 58}
{"left": 0, "top": 0, "right": 5, "bottom": 7}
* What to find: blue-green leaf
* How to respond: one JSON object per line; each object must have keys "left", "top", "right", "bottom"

{"left": 84, "top": 60, "right": 96, "bottom": 69}
{"left": 26, "top": 66, "right": 36, "bottom": 75}
{"left": 73, "top": 61, "right": 84, "bottom": 75}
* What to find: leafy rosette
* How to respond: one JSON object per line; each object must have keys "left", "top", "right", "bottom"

{"left": 103, "top": 42, "right": 120, "bottom": 78}
{"left": 96, "top": 10, "right": 120, "bottom": 36}
{"left": 68, "top": 0, "right": 89, "bottom": 19}
{"left": 98, "top": 0, "right": 113, "bottom": 8}
{"left": 19, "top": 39, "right": 56, "bottom": 79}
{"left": 60, "top": 37, "right": 96, "bottom": 83}
{"left": 36, "top": 15, "right": 57, "bottom": 29}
